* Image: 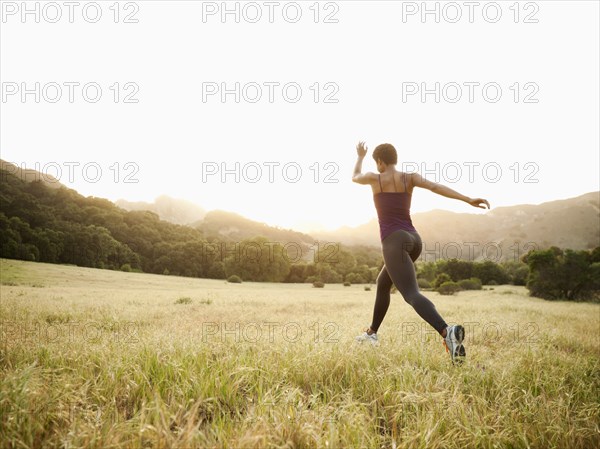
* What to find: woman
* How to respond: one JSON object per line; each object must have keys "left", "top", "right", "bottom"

{"left": 351, "top": 142, "right": 490, "bottom": 364}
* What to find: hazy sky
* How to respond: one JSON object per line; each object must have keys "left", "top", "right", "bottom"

{"left": 2, "top": 1, "right": 599, "bottom": 231}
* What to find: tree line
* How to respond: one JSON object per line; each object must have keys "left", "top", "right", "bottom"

{"left": 0, "top": 170, "right": 381, "bottom": 283}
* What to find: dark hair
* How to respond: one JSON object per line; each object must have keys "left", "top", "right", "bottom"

{"left": 372, "top": 143, "right": 398, "bottom": 165}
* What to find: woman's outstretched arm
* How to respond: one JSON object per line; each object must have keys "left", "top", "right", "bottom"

{"left": 411, "top": 172, "right": 491, "bottom": 209}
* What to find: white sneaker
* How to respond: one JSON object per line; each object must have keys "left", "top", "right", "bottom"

{"left": 355, "top": 329, "right": 379, "bottom": 345}
{"left": 443, "top": 324, "right": 466, "bottom": 365}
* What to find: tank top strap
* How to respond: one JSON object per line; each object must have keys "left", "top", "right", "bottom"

{"left": 378, "top": 174, "right": 383, "bottom": 192}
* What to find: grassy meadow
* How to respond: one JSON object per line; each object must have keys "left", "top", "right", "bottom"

{"left": 0, "top": 258, "right": 599, "bottom": 448}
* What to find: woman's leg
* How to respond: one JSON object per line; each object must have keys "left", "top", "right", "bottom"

{"left": 382, "top": 230, "right": 448, "bottom": 336}
{"left": 369, "top": 265, "right": 393, "bottom": 333}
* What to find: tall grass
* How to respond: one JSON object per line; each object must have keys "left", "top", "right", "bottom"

{"left": 1, "top": 259, "right": 598, "bottom": 448}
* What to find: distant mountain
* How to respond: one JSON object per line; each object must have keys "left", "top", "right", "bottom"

{"left": 114, "top": 189, "right": 599, "bottom": 262}
{"left": 0, "top": 159, "right": 63, "bottom": 189}
{"left": 312, "top": 192, "right": 600, "bottom": 260}
{"left": 115, "top": 190, "right": 600, "bottom": 262}
{"left": 116, "top": 195, "right": 207, "bottom": 225}
{"left": 194, "top": 209, "right": 316, "bottom": 246}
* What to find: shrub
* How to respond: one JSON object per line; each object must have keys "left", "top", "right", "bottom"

{"left": 343, "top": 282, "right": 351, "bottom": 287}
{"left": 175, "top": 297, "right": 192, "bottom": 304}
{"left": 45, "top": 312, "right": 72, "bottom": 324}
{"left": 364, "top": 285, "right": 371, "bottom": 291}
{"left": 227, "top": 275, "right": 242, "bottom": 283}
{"left": 313, "top": 281, "right": 325, "bottom": 288}
{"left": 417, "top": 278, "right": 431, "bottom": 289}
{"left": 1, "top": 281, "right": 18, "bottom": 286}
{"left": 120, "top": 263, "right": 131, "bottom": 272}
{"left": 458, "top": 277, "right": 482, "bottom": 290}
{"left": 437, "top": 281, "right": 461, "bottom": 295}
{"left": 163, "top": 268, "right": 170, "bottom": 276}
{"left": 487, "top": 279, "right": 498, "bottom": 286}
{"left": 433, "top": 273, "right": 452, "bottom": 289}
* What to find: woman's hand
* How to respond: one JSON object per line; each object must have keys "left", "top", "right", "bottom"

{"left": 467, "top": 197, "right": 491, "bottom": 209}
{"left": 356, "top": 141, "right": 368, "bottom": 159}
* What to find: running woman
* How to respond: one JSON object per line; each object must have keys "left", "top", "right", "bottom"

{"left": 351, "top": 142, "right": 490, "bottom": 364}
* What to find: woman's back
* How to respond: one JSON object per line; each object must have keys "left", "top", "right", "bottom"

{"left": 373, "top": 171, "right": 417, "bottom": 241}
{"left": 373, "top": 171, "right": 411, "bottom": 195}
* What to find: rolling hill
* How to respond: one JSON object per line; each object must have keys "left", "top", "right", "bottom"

{"left": 311, "top": 192, "right": 600, "bottom": 260}
{"left": 116, "top": 195, "right": 207, "bottom": 225}
{"left": 2, "top": 158, "right": 597, "bottom": 262}
{"left": 0, "top": 159, "right": 63, "bottom": 189}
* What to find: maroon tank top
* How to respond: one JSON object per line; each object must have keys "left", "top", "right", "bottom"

{"left": 373, "top": 172, "right": 417, "bottom": 241}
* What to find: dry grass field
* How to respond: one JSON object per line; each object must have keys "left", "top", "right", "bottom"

{"left": 1, "top": 258, "right": 599, "bottom": 448}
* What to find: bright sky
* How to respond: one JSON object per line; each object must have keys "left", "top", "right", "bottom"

{"left": 1, "top": 1, "right": 599, "bottom": 232}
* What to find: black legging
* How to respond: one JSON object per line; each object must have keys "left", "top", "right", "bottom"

{"left": 370, "top": 229, "right": 448, "bottom": 336}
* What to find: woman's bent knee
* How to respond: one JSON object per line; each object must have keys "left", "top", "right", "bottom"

{"left": 400, "top": 289, "right": 422, "bottom": 306}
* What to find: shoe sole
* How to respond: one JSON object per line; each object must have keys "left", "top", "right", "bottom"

{"left": 452, "top": 325, "right": 466, "bottom": 365}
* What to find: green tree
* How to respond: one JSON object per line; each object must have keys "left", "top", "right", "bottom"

{"left": 325, "top": 247, "right": 356, "bottom": 278}
{"left": 524, "top": 246, "right": 599, "bottom": 301}
{"left": 315, "top": 263, "right": 343, "bottom": 283}
{"left": 501, "top": 260, "right": 530, "bottom": 286}
{"left": 346, "top": 272, "right": 366, "bottom": 284}
{"left": 441, "top": 258, "right": 473, "bottom": 281}
{"left": 473, "top": 260, "right": 509, "bottom": 285}
{"left": 224, "top": 237, "right": 290, "bottom": 282}
{"left": 285, "top": 263, "right": 308, "bottom": 283}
